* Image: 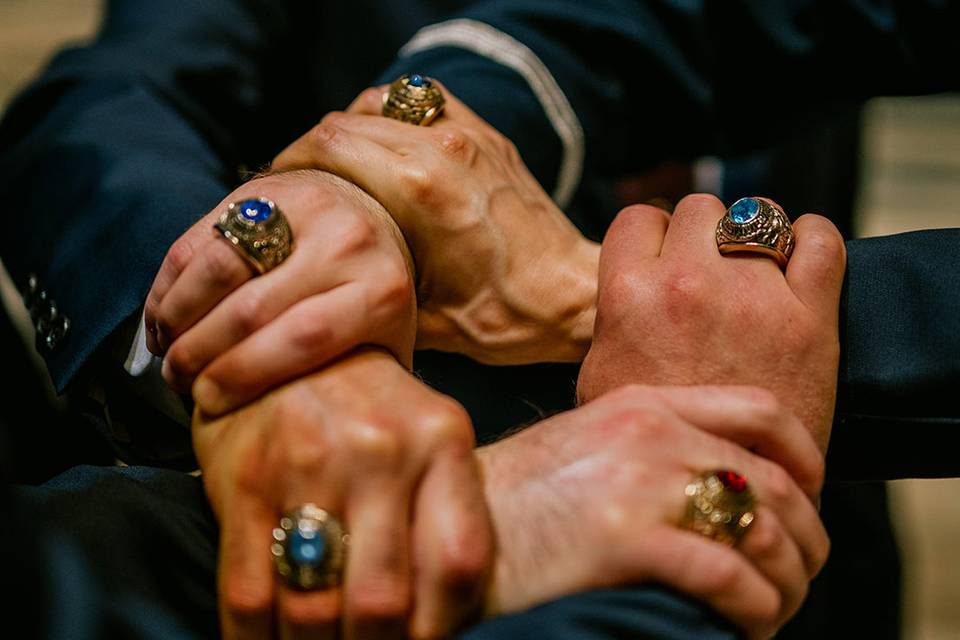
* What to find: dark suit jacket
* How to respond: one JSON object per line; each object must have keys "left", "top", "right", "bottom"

{"left": 0, "top": 1, "right": 957, "bottom": 637}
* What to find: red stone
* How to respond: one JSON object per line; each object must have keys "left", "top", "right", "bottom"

{"left": 716, "top": 470, "right": 748, "bottom": 493}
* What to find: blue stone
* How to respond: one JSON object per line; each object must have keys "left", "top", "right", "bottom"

{"left": 239, "top": 199, "right": 273, "bottom": 223}
{"left": 408, "top": 73, "right": 430, "bottom": 88}
{"left": 729, "top": 198, "right": 760, "bottom": 224}
{"left": 288, "top": 528, "right": 326, "bottom": 566}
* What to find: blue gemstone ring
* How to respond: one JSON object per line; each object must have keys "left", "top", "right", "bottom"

{"left": 214, "top": 197, "right": 294, "bottom": 274}
{"left": 272, "top": 504, "right": 348, "bottom": 590}
{"left": 716, "top": 197, "right": 795, "bottom": 269}
{"left": 382, "top": 73, "right": 445, "bottom": 126}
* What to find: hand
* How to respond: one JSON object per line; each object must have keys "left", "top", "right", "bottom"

{"left": 577, "top": 196, "right": 846, "bottom": 451}
{"left": 477, "top": 384, "right": 828, "bottom": 640}
{"left": 272, "top": 85, "right": 599, "bottom": 365}
{"left": 193, "top": 348, "right": 493, "bottom": 640}
{"left": 145, "top": 170, "right": 417, "bottom": 416}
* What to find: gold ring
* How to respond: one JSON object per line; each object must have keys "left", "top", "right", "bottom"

{"left": 214, "top": 197, "right": 293, "bottom": 274}
{"left": 271, "top": 504, "right": 348, "bottom": 590}
{"left": 382, "top": 73, "right": 445, "bottom": 126}
{"left": 682, "top": 470, "right": 756, "bottom": 546}
{"left": 716, "top": 197, "right": 795, "bottom": 268}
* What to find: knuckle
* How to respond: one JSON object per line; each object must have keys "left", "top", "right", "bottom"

{"left": 343, "top": 418, "right": 402, "bottom": 463}
{"left": 359, "top": 87, "right": 384, "bottom": 110}
{"left": 234, "top": 289, "right": 269, "bottom": 335}
{"left": 280, "top": 595, "right": 339, "bottom": 627}
{"left": 164, "top": 341, "right": 199, "bottom": 380}
{"left": 330, "top": 213, "right": 378, "bottom": 258}
{"left": 762, "top": 463, "right": 794, "bottom": 504}
{"left": 349, "top": 581, "right": 410, "bottom": 623}
{"left": 418, "top": 397, "right": 474, "bottom": 449}
{"left": 800, "top": 217, "right": 846, "bottom": 265}
{"left": 372, "top": 260, "right": 414, "bottom": 314}
{"left": 309, "top": 121, "right": 341, "bottom": 149}
{"left": 288, "top": 306, "right": 334, "bottom": 352}
{"left": 599, "top": 269, "right": 645, "bottom": 312}
{"left": 747, "top": 517, "right": 782, "bottom": 558}
{"left": 606, "top": 403, "right": 671, "bottom": 445}
{"left": 439, "top": 529, "right": 492, "bottom": 589}
{"left": 398, "top": 160, "right": 437, "bottom": 204}
{"left": 165, "top": 237, "right": 195, "bottom": 274}
{"left": 436, "top": 129, "right": 476, "bottom": 163}
{"left": 675, "top": 192, "right": 723, "bottom": 215}
{"left": 740, "top": 387, "right": 782, "bottom": 424}
{"left": 658, "top": 266, "right": 709, "bottom": 318}
{"left": 201, "top": 243, "right": 245, "bottom": 287}
{"left": 222, "top": 577, "right": 271, "bottom": 619}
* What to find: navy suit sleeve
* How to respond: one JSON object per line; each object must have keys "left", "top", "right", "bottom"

{"left": 379, "top": 0, "right": 959, "bottom": 204}
{"left": 827, "top": 230, "right": 960, "bottom": 480}
{"left": 0, "top": 0, "right": 298, "bottom": 392}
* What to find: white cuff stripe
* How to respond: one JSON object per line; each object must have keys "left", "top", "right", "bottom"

{"left": 399, "top": 18, "right": 584, "bottom": 209}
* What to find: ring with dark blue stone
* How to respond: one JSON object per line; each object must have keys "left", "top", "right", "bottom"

{"left": 272, "top": 504, "right": 347, "bottom": 590}
{"left": 382, "top": 73, "right": 446, "bottom": 126}
{"left": 716, "top": 196, "right": 795, "bottom": 268}
{"left": 214, "top": 196, "right": 294, "bottom": 274}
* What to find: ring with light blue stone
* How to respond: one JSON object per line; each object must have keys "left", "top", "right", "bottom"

{"left": 716, "top": 197, "right": 795, "bottom": 269}
{"left": 382, "top": 73, "right": 445, "bottom": 126}
{"left": 214, "top": 197, "right": 293, "bottom": 275}
{"left": 272, "top": 504, "right": 348, "bottom": 590}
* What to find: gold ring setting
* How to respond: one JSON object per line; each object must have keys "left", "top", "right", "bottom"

{"left": 382, "top": 73, "right": 445, "bottom": 126}
{"left": 683, "top": 470, "right": 756, "bottom": 546}
{"left": 214, "top": 197, "right": 293, "bottom": 274}
{"left": 272, "top": 504, "right": 348, "bottom": 590}
{"left": 716, "top": 197, "right": 795, "bottom": 268}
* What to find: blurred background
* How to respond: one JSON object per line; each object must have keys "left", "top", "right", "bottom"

{"left": 1, "top": 1, "right": 957, "bottom": 637}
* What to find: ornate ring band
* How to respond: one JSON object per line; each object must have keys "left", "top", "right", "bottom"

{"left": 214, "top": 197, "right": 293, "bottom": 275}
{"left": 716, "top": 197, "right": 795, "bottom": 269}
{"left": 682, "top": 470, "right": 756, "bottom": 546}
{"left": 272, "top": 504, "right": 348, "bottom": 590}
{"left": 382, "top": 73, "right": 445, "bottom": 126}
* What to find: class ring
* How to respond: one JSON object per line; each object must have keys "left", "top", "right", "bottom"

{"left": 214, "top": 197, "right": 293, "bottom": 275}
{"left": 716, "top": 197, "right": 795, "bottom": 269}
{"left": 382, "top": 73, "right": 445, "bottom": 126}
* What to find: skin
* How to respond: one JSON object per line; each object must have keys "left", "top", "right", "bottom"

{"left": 197, "top": 355, "right": 828, "bottom": 640}
{"left": 151, "top": 87, "right": 840, "bottom": 638}
{"left": 193, "top": 348, "right": 492, "bottom": 640}
{"left": 145, "top": 169, "right": 418, "bottom": 415}
{"left": 273, "top": 84, "right": 599, "bottom": 365}
{"left": 577, "top": 197, "right": 847, "bottom": 452}
{"left": 479, "top": 383, "right": 829, "bottom": 640}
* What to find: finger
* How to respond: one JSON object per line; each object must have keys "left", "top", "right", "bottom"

{"left": 737, "top": 506, "right": 812, "bottom": 626}
{"left": 637, "top": 526, "right": 782, "bottom": 639}
{"left": 649, "top": 386, "right": 824, "bottom": 500}
{"left": 145, "top": 229, "right": 215, "bottom": 354}
{"left": 347, "top": 86, "right": 387, "bottom": 115}
{"left": 162, "top": 241, "right": 345, "bottom": 395}
{"left": 193, "top": 282, "right": 410, "bottom": 416}
{"left": 409, "top": 449, "right": 492, "bottom": 640}
{"left": 219, "top": 497, "right": 276, "bottom": 640}
{"left": 343, "top": 486, "right": 412, "bottom": 640}
{"left": 276, "top": 589, "right": 341, "bottom": 640}
{"left": 600, "top": 204, "right": 672, "bottom": 276}
{"left": 659, "top": 193, "right": 728, "bottom": 259}
{"left": 154, "top": 233, "right": 253, "bottom": 362}
{"left": 739, "top": 456, "right": 830, "bottom": 578}
{"left": 785, "top": 214, "right": 846, "bottom": 318}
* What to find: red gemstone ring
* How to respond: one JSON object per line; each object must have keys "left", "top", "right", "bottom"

{"left": 682, "top": 470, "right": 756, "bottom": 546}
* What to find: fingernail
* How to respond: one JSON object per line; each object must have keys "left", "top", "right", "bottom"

{"left": 193, "top": 376, "right": 224, "bottom": 414}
